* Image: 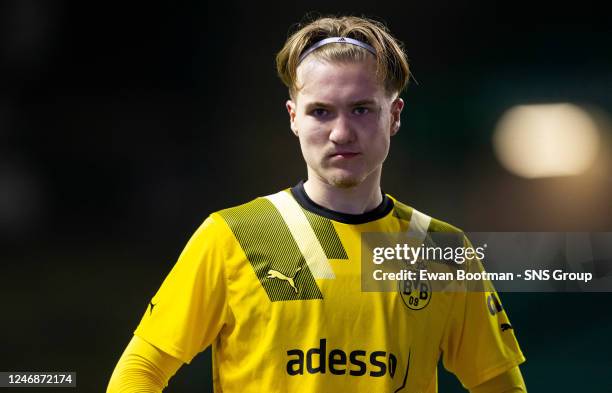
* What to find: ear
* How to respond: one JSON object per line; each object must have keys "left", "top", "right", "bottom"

{"left": 390, "top": 98, "right": 404, "bottom": 136}
{"left": 286, "top": 99, "right": 298, "bottom": 136}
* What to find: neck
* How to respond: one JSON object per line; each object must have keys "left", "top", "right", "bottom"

{"left": 303, "top": 171, "right": 383, "bottom": 215}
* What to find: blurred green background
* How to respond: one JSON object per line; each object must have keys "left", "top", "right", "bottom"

{"left": 1, "top": 1, "right": 611, "bottom": 392}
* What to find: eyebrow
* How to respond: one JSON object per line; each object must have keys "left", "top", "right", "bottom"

{"left": 304, "top": 99, "right": 378, "bottom": 109}
{"left": 304, "top": 101, "right": 331, "bottom": 109}
{"left": 350, "top": 99, "right": 377, "bottom": 106}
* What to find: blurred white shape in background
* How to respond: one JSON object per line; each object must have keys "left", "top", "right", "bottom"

{"left": 493, "top": 103, "right": 601, "bottom": 178}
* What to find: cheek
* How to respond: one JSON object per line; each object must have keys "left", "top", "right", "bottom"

{"left": 298, "top": 130, "right": 324, "bottom": 154}
{"left": 298, "top": 121, "right": 328, "bottom": 145}
{"left": 301, "top": 136, "right": 325, "bottom": 161}
{"left": 369, "top": 130, "right": 392, "bottom": 159}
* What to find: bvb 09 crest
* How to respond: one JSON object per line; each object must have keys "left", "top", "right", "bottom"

{"left": 399, "top": 274, "right": 431, "bottom": 310}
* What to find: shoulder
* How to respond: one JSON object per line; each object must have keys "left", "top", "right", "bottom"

{"left": 389, "top": 196, "right": 464, "bottom": 234}
{"left": 208, "top": 189, "right": 293, "bottom": 234}
{"left": 212, "top": 190, "right": 287, "bottom": 225}
{"left": 181, "top": 194, "right": 283, "bottom": 257}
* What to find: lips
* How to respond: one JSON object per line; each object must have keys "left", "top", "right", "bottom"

{"left": 329, "top": 151, "right": 361, "bottom": 159}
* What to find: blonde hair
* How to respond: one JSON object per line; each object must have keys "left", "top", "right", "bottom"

{"left": 276, "top": 15, "right": 410, "bottom": 98}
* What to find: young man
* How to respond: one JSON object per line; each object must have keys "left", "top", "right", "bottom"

{"left": 108, "top": 16, "right": 526, "bottom": 392}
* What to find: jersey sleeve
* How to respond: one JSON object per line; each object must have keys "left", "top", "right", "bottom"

{"left": 106, "top": 335, "right": 183, "bottom": 392}
{"left": 134, "top": 215, "right": 231, "bottom": 364}
{"left": 440, "top": 235, "right": 526, "bottom": 389}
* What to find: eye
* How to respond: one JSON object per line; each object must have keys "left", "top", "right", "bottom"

{"left": 353, "top": 106, "right": 369, "bottom": 115}
{"left": 310, "top": 108, "right": 329, "bottom": 118}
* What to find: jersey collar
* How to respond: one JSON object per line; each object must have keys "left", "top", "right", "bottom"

{"left": 290, "top": 180, "right": 394, "bottom": 224}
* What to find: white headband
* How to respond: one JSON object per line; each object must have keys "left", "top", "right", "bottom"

{"left": 297, "top": 37, "right": 376, "bottom": 64}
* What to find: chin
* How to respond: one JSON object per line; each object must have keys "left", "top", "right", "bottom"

{"left": 327, "top": 173, "right": 363, "bottom": 189}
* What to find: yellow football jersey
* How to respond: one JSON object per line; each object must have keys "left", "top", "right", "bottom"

{"left": 135, "top": 182, "right": 525, "bottom": 392}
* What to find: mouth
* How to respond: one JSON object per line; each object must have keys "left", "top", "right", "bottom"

{"left": 329, "top": 151, "right": 361, "bottom": 159}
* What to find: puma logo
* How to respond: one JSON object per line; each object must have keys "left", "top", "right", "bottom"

{"left": 267, "top": 267, "right": 302, "bottom": 293}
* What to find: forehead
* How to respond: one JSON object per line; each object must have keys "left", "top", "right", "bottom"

{"left": 295, "top": 57, "right": 385, "bottom": 103}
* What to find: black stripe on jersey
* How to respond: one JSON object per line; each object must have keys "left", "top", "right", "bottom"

{"left": 392, "top": 200, "right": 463, "bottom": 237}
{"left": 392, "top": 201, "right": 465, "bottom": 264}
{"left": 392, "top": 200, "right": 413, "bottom": 223}
{"left": 394, "top": 350, "right": 411, "bottom": 393}
{"left": 218, "top": 198, "right": 324, "bottom": 302}
{"left": 301, "top": 209, "right": 348, "bottom": 260}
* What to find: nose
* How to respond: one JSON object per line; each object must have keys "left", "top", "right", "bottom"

{"left": 329, "top": 114, "right": 355, "bottom": 144}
